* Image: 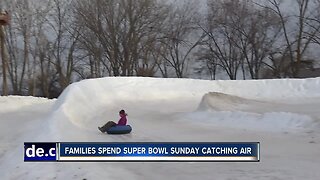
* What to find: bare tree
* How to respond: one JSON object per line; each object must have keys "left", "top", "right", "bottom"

{"left": 74, "top": 0, "right": 167, "bottom": 77}
{"left": 0, "top": 8, "right": 11, "bottom": 95}
{"left": 0, "top": 23, "right": 8, "bottom": 95}
{"left": 261, "top": 0, "right": 320, "bottom": 77}
{"left": 308, "top": 0, "right": 320, "bottom": 48}
{"left": 1, "top": 0, "right": 53, "bottom": 96}
{"left": 158, "top": 1, "right": 203, "bottom": 78}
{"left": 201, "top": 0, "right": 247, "bottom": 80}
{"left": 15, "top": 1, "right": 34, "bottom": 95}
{"left": 43, "top": 0, "right": 80, "bottom": 96}
{"left": 237, "top": 2, "right": 282, "bottom": 79}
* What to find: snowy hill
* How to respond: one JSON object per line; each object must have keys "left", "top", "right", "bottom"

{"left": 1, "top": 77, "right": 320, "bottom": 179}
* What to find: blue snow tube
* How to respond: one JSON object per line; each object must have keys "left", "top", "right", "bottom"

{"left": 106, "top": 125, "right": 132, "bottom": 134}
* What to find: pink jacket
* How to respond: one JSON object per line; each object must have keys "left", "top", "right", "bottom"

{"left": 117, "top": 116, "right": 127, "bottom": 126}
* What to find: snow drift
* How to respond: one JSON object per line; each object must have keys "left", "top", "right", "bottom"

{"left": 0, "top": 96, "right": 53, "bottom": 113}
{"left": 197, "top": 91, "right": 320, "bottom": 132}
{"left": 51, "top": 77, "right": 320, "bottom": 131}
{"left": 198, "top": 92, "right": 265, "bottom": 111}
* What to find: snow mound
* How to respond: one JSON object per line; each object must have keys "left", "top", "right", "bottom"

{"left": 179, "top": 111, "right": 314, "bottom": 132}
{"left": 198, "top": 92, "right": 266, "bottom": 111}
{"left": 51, "top": 77, "right": 320, "bottom": 131}
{"left": 0, "top": 96, "right": 53, "bottom": 113}
{"left": 197, "top": 92, "right": 319, "bottom": 131}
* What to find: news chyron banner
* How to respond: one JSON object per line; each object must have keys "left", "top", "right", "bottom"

{"left": 24, "top": 142, "right": 260, "bottom": 162}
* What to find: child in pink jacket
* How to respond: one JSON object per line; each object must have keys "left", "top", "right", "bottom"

{"left": 98, "top": 110, "right": 128, "bottom": 133}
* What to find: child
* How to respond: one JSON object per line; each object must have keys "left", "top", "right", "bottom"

{"left": 98, "top": 110, "right": 128, "bottom": 133}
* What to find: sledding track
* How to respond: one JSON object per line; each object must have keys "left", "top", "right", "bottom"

{"left": 46, "top": 77, "right": 320, "bottom": 179}
{"left": 51, "top": 77, "right": 320, "bottom": 137}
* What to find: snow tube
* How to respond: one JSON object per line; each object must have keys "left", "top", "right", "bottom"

{"left": 106, "top": 125, "right": 132, "bottom": 134}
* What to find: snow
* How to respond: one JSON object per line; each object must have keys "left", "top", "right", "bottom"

{"left": 0, "top": 96, "right": 52, "bottom": 113}
{"left": 1, "top": 77, "right": 320, "bottom": 180}
{"left": 179, "top": 111, "right": 314, "bottom": 133}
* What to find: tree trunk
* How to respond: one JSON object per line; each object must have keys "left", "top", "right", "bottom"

{"left": 0, "top": 26, "right": 8, "bottom": 96}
